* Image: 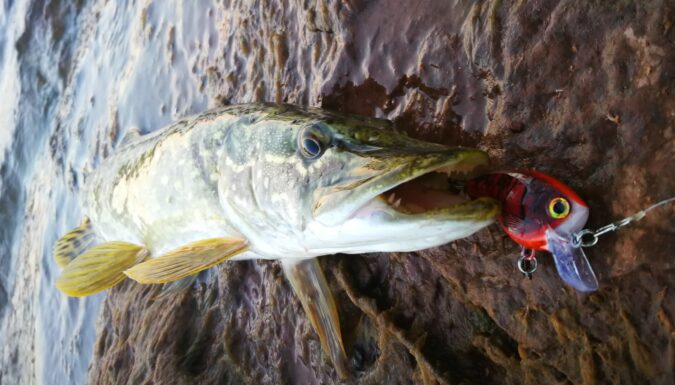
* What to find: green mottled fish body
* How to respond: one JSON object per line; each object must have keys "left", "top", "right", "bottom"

{"left": 84, "top": 104, "right": 498, "bottom": 259}
{"left": 84, "top": 108, "right": 244, "bottom": 257}
{"left": 55, "top": 103, "right": 500, "bottom": 378}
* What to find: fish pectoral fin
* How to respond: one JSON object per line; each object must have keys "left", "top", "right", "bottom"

{"left": 282, "top": 258, "right": 349, "bottom": 379}
{"left": 124, "top": 238, "right": 248, "bottom": 284}
{"left": 55, "top": 241, "right": 148, "bottom": 297}
{"left": 53, "top": 217, "right": 98, "bottom": 268}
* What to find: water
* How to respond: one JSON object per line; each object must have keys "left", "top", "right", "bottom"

{"left": 0, "top": 1, "right": 220, "bottom": 384}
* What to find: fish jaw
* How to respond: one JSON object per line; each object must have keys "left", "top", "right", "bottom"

{"left": 304, "top": 197, "right": 499, "bottom": 255}
{"left": 311, "top": 147, "right": 492, "bottom": 226}
{"left": 302, "top": 147, "right": 500, "bottom": 255}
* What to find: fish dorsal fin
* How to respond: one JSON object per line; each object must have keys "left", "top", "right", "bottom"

{"left": 282, "top": 258, "right": 349, "bottom": 379}
{"left": 56, "top": 241, "right": 148, "bottom": 296}
{"left": 124, "top": 238, "right": 248, "bottom": 284}
{"left": 53, "top": 217, "right": 98, "bottom": 268}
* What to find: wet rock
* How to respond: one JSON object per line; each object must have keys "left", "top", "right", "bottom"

{"left": 89, "top": 1, "right": 675, "bottom": 384}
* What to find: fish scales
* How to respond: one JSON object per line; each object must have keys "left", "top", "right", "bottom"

{"left": 55, "top": 103, "right": 500, "bottom": 377}
{"left": 84, "top": 105, "right": 329, "bottom": 257}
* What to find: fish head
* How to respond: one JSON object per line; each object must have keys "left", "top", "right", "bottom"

{"left": 218, "top": 106, "right": 499, "bottom": 257}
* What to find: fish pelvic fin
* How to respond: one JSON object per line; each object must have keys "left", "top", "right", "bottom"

{"left": 124, "top": 238, "right": 248, "bottom": 284}
{"left": 53, "top": 217, "right": 98, "bottom": 268}
{"left": 55, "top": 241, "right": 148, "bottom": 296}
{"left": 282, "top": 258, "right": 349, "bottom": 379}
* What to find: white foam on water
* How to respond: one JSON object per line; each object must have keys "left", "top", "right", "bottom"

{"left": 0, "top": 0, "right": 27, "bottom": 168}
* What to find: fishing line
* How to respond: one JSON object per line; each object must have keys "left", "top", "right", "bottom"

{"left": 572, "top": 196, "right": 675, "bottom": 248}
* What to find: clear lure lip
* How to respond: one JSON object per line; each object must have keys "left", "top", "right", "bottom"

{"left": 546, "top": 228, "right": 599, "bottom": 292}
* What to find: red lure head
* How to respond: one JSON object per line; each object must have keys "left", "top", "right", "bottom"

{"left": 466, "top": 171, "right": 589, "bottom": 252}
{"left": 466, "top": 170, "right": 598, "bottom": 292}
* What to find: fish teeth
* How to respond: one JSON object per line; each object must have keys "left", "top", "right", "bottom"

{"left": 388, "top": 193, "right": 396, "bottom": 204}
{"left": 394, "top": 198, "right": 402, "bottom": 208}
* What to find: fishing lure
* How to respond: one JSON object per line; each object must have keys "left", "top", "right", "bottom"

{"left": 465, "top": 170, "right": 599, "bottom": 292}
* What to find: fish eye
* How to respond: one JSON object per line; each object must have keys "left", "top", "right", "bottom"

{"left": 298, "top": 126, "right": 326, "bottom": 160}
{"left": 548, "top": 197, "right": 570, "bottom": 219}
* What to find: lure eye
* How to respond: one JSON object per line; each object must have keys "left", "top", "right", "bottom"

{"left": 548, "top": 197, "right": 570, "bottom": 219}
{"left": 298, "top": 126, "right": 327, "bottom": 160}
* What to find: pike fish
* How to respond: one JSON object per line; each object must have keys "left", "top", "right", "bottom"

{"left": 53, "top": 104, "right": 499, "bottom": 377}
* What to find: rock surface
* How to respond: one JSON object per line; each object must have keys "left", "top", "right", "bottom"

{"left": 89, "top": 1, "right": 675, "bottom": 384}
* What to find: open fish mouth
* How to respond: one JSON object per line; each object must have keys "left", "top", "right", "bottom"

{"left": 336, "top": 150, "right": 501, "bottom": 224}
{"left": 378, "top": 166, "right": 481, "bottom": 215}
{"left": 351, "top": 164, "right": 499, "bottom": 221}
{"left": 308, "top": 148, "right": 500, "bottom": 254}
